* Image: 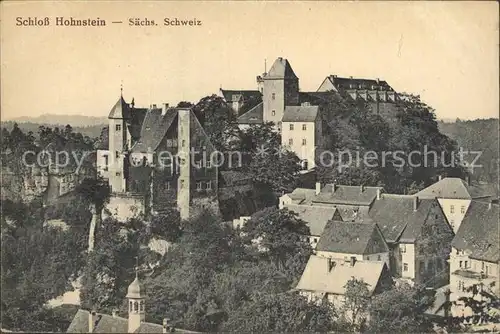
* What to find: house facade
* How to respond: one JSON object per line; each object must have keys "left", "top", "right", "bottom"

{"left": 449, "top": 201, "right": 499, "bottom": 318}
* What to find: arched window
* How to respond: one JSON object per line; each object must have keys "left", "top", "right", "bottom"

{"left": 134, "top": 301, "right": 139, "bottom": 312}
{"left": 129, "top": 301, "right": 133, "bottom": 311}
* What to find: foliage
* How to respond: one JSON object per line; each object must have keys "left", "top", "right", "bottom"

{"left": 149, "top": 209, "right": 182, "bottom": 243}
{"left": 222, "top": 292, "right": 338, "bottom": 332}
{"left": 342, "top": 277, "right": 371, "bottom": 331}
{"left": 368, "top": 283, "right": 436, "bottom": 333}
{"left": 317, "top": 93, "right": 467, "bottom": 194}
{"left": 242, "top": 207, "right": 312, "bottom": 280}
{"left": 75, "top": 176, "right": 111, "bottom": 212}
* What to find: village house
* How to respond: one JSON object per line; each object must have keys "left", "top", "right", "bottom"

{"left": 281, "top": 183, "right": 454, "bottom": 287}
{"left": 295, "top": 254, "right": 392, "bottom": 313}
{"left": 315, "top": 220, "right": 390, "bottom": 269}
{"left": 448, "top": 201, "right": 499, "bottom": 319}
{"left": 97, "top": 95, "right": 218, "bottom": 221}
{"left": 416, "top": 176, "right": 497, "bottom": 233}
{"left": 67, "top": 271, "right": 197, "bottom": 333}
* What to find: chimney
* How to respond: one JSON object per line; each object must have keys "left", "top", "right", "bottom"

{"left": 315, "top": 182, "right": 321, "bottom": 195}
{"left": 350, "top": 256, "right": 356, "bottom": 267}
{"left": 376, "top": 78, "right": 380, "bottom": 84}
{"left": 376, "top": 188, "right": 381, "bottom": 200}
{"left": 89, "top": 310, "right": 97, "bottom": 333}
{"left": 327, "top": 258, "right": 335, "bottom": 272}
{"left": 438, "top": 175, "right": 442, "bottom": 181}
{"left": 360, "top": 184, "right": 365, "bottom": 193}
{"left": 331, "top": 183, "right": 336, "bottom": 193}
{"left": 413, "top": 196, "right": 419, "bottom": 211}
{"left": 161, "top": 103, "right": 169, "bottom": 115}
{"left": 163, "top": 318, "right": 171, "bottom": 333}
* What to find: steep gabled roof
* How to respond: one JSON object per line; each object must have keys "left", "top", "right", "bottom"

{"left": 127, "top": 108, "right": 148, "bottom": 143}
{"left": 316, "top": 220, "right": 388, "bottom": 255}
{"left": 282, "top": 105, "right": 319, "bottom": 122}
{"left": 452, "top": 201, "right": 499, "bottom": 263}
{"left": 130, "top": 108, "right": 178, "bottom": 153}
{"left": 67, "top": 309, "right": 128, "bottom": 333}
{"left": 264, "top": 57, "right": 298, "bottom": 79}
{"left": 312, "top": 185, "right": 383, "bottom": 206}
{"left": 296, "top": 255, "right": 386, "bottom": 295}
{"left": 416, "top": 178, "right": 472, "bottom": 199}
{"left": 368, "top": 195, "right": 436, "bottom": 243}
{"left": 285, "top": 204, "right": 341, "bottom": 236}
{"left": 320, "top": 75, "right": 393, "bottom": 92}
{"left": 237, "top": 102, "right": 263, "bottom": 125}
{"left": 108, "top": 96, "right": 131, "bottom": 119}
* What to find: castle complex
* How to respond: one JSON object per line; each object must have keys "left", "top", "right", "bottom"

{"left": 220, "top": 57, "right": 401, "bottom": 170}
{"left": 97, "top": 96, "right": 218, "bottom": 220}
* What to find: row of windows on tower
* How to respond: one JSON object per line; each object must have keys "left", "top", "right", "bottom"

{"left": 288, "top": 138, "right": 308, "bottom": 146}
{"left": 289, "top": 124, "right": 308, "bottom": 130}
{"left": 450, "top": 205, "right": 466, "bottom": 214}
{"left": 175, "top": 180, "right": 212, "bottom": 191}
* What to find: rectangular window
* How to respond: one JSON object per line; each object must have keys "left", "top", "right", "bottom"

{"left": 272, "top": 93, "right": 276, "bottom": 100}
{"left": 165, "top": 182, "right": 171, "bottom": 190}
{"left": 289, "top": 124, "right": 294, "bottom": 130}
{"left": 116, "top": 124, "right": 121, "bottom": 131}
{"left": 180, "top": 180, "right": 184, "bottom": 188}
{"left": 450, "top": 205, "right": 455, "bottom": 213}
{"left": 459, "top": 260, "right": 463, "bottom": 268}
{"left": 104, "top": 155, "right": 109, "bottom": 166}
{"left": 302, "top": 138, "right": 307, "bottom": 145}
{"left": 196, "top": 182, "right": 202, "bottom": 191}
{"left": 206, "top": 160, "right": 211, "bottom": 168}
{"left": 206, "top": 181, "right": 212, "bottom": 190}
{"left": 115, "top": 151, "right": 120, "bottom": 159}
{"left": 377, "top": 255, "right": 381, "bottom": 261}
{"left": 182, "top": 140, "right": 186, "bottom": 147}
{"left": 272, "top": 110, "right": 276, "bottom": 116}
{"left": 403, "top": 263, "right": 408, "bottom": 272}
{"left": 288, "top": 138, "right": 293, "bottom": 145}
{"left": 464, "top": 261, "right": 468, "bottom": 269}
{"left": 302, "top": 124, "right": 307, "bottom": 130}
{"left": 115, "top": 172, "right": 120, "bottom": 176}
{"left": 461, "top": 206, "right": 466, "bottom": 214}
{"left": 400, "top": 244, "right": 406, "bottom": 253}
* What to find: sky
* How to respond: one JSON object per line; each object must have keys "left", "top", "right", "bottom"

{"left": 1, "top": 1, "right": 498, "bottom": 121}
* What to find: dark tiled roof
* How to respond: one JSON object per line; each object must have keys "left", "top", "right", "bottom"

{"left": 67, "top": 309, "right": 128, "bottom": 333}
{"left": 312, "top": 185, "right": 382, "bottom": 206}
{"left": 299, "top": 91, "right": 337, "bottom": 105}
{"left": 316, "top": 220, "right": 387, "bottom": 254}
{"left": 285, "top": 204, "right": 341, "bottom": 236}
{"left": 131, "top": 108, "right": 178, "bottom": 153}
{"left": 452, "top": 201, "right": 499, "bottom": 262}
{"left": 108, "top": 96, "right": 131, "bottom": 119}
{"left": 264, "top": 57, "right": 298, "bottom": 79}
{"left": 368, "top": 195, "right": 436, "bottom": 243}
{"left": 67, "top": 309, "right": 198, "bottom": 333}
{"left": 282, "top": 106, "right": 319, "bottom": 122}
{"left": 135, "top": 322, "right": 198, "bottom": 333}
{"left": 237, "top": 102, "right": 263, "bottom": 124}
{"left": 220, "top": 89, "right": 262, "bottom": 102}
{"left": 324, "top": 75, "right": 393, "bottom": 91}
{"left": 128, "top": 108, "right": 148, "bottom": 143}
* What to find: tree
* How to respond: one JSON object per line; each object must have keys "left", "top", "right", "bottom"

{"left": 149, "top": 209, "right": 182, "bottom": 243}
{"left": 342, "top": 277, "right": 371, "bottom": 331}
{"left": 242, "top": 207, "right": 312, "bottom": 275}
{"left": 222, "top": 292, "right": 338, "bottom": 332}
{"left": 368, "top": 283, "right": 435, "bottom": 333}
{"left": 75, "top": 176, "right": 110, "bottom": 252}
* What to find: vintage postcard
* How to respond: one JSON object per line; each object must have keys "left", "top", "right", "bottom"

{"left": 1, "top": 1, "right": 499, "bottom": 333}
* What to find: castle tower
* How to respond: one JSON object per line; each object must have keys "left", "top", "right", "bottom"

{"left": 126, "top": 270, "right": 146, "bottom": 333}
{"left": 262, "top": 57, "right": 299, "bottom": 128}
{"left": 108, "top": 94, "right": 131, "bottom": 193}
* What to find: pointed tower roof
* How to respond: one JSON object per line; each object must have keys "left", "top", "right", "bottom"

{"left": 108, "top": 96, "right": 131, "bottom": 119}
{"left": 126, "top": 275, "right": 145, "bottom": 299}
{"left": 265, "top": 57, "right": 298, "bottom": 79}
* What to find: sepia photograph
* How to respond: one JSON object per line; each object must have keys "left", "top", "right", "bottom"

{"left": 1, "top": 1, "right": 499, "bottom": 333}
